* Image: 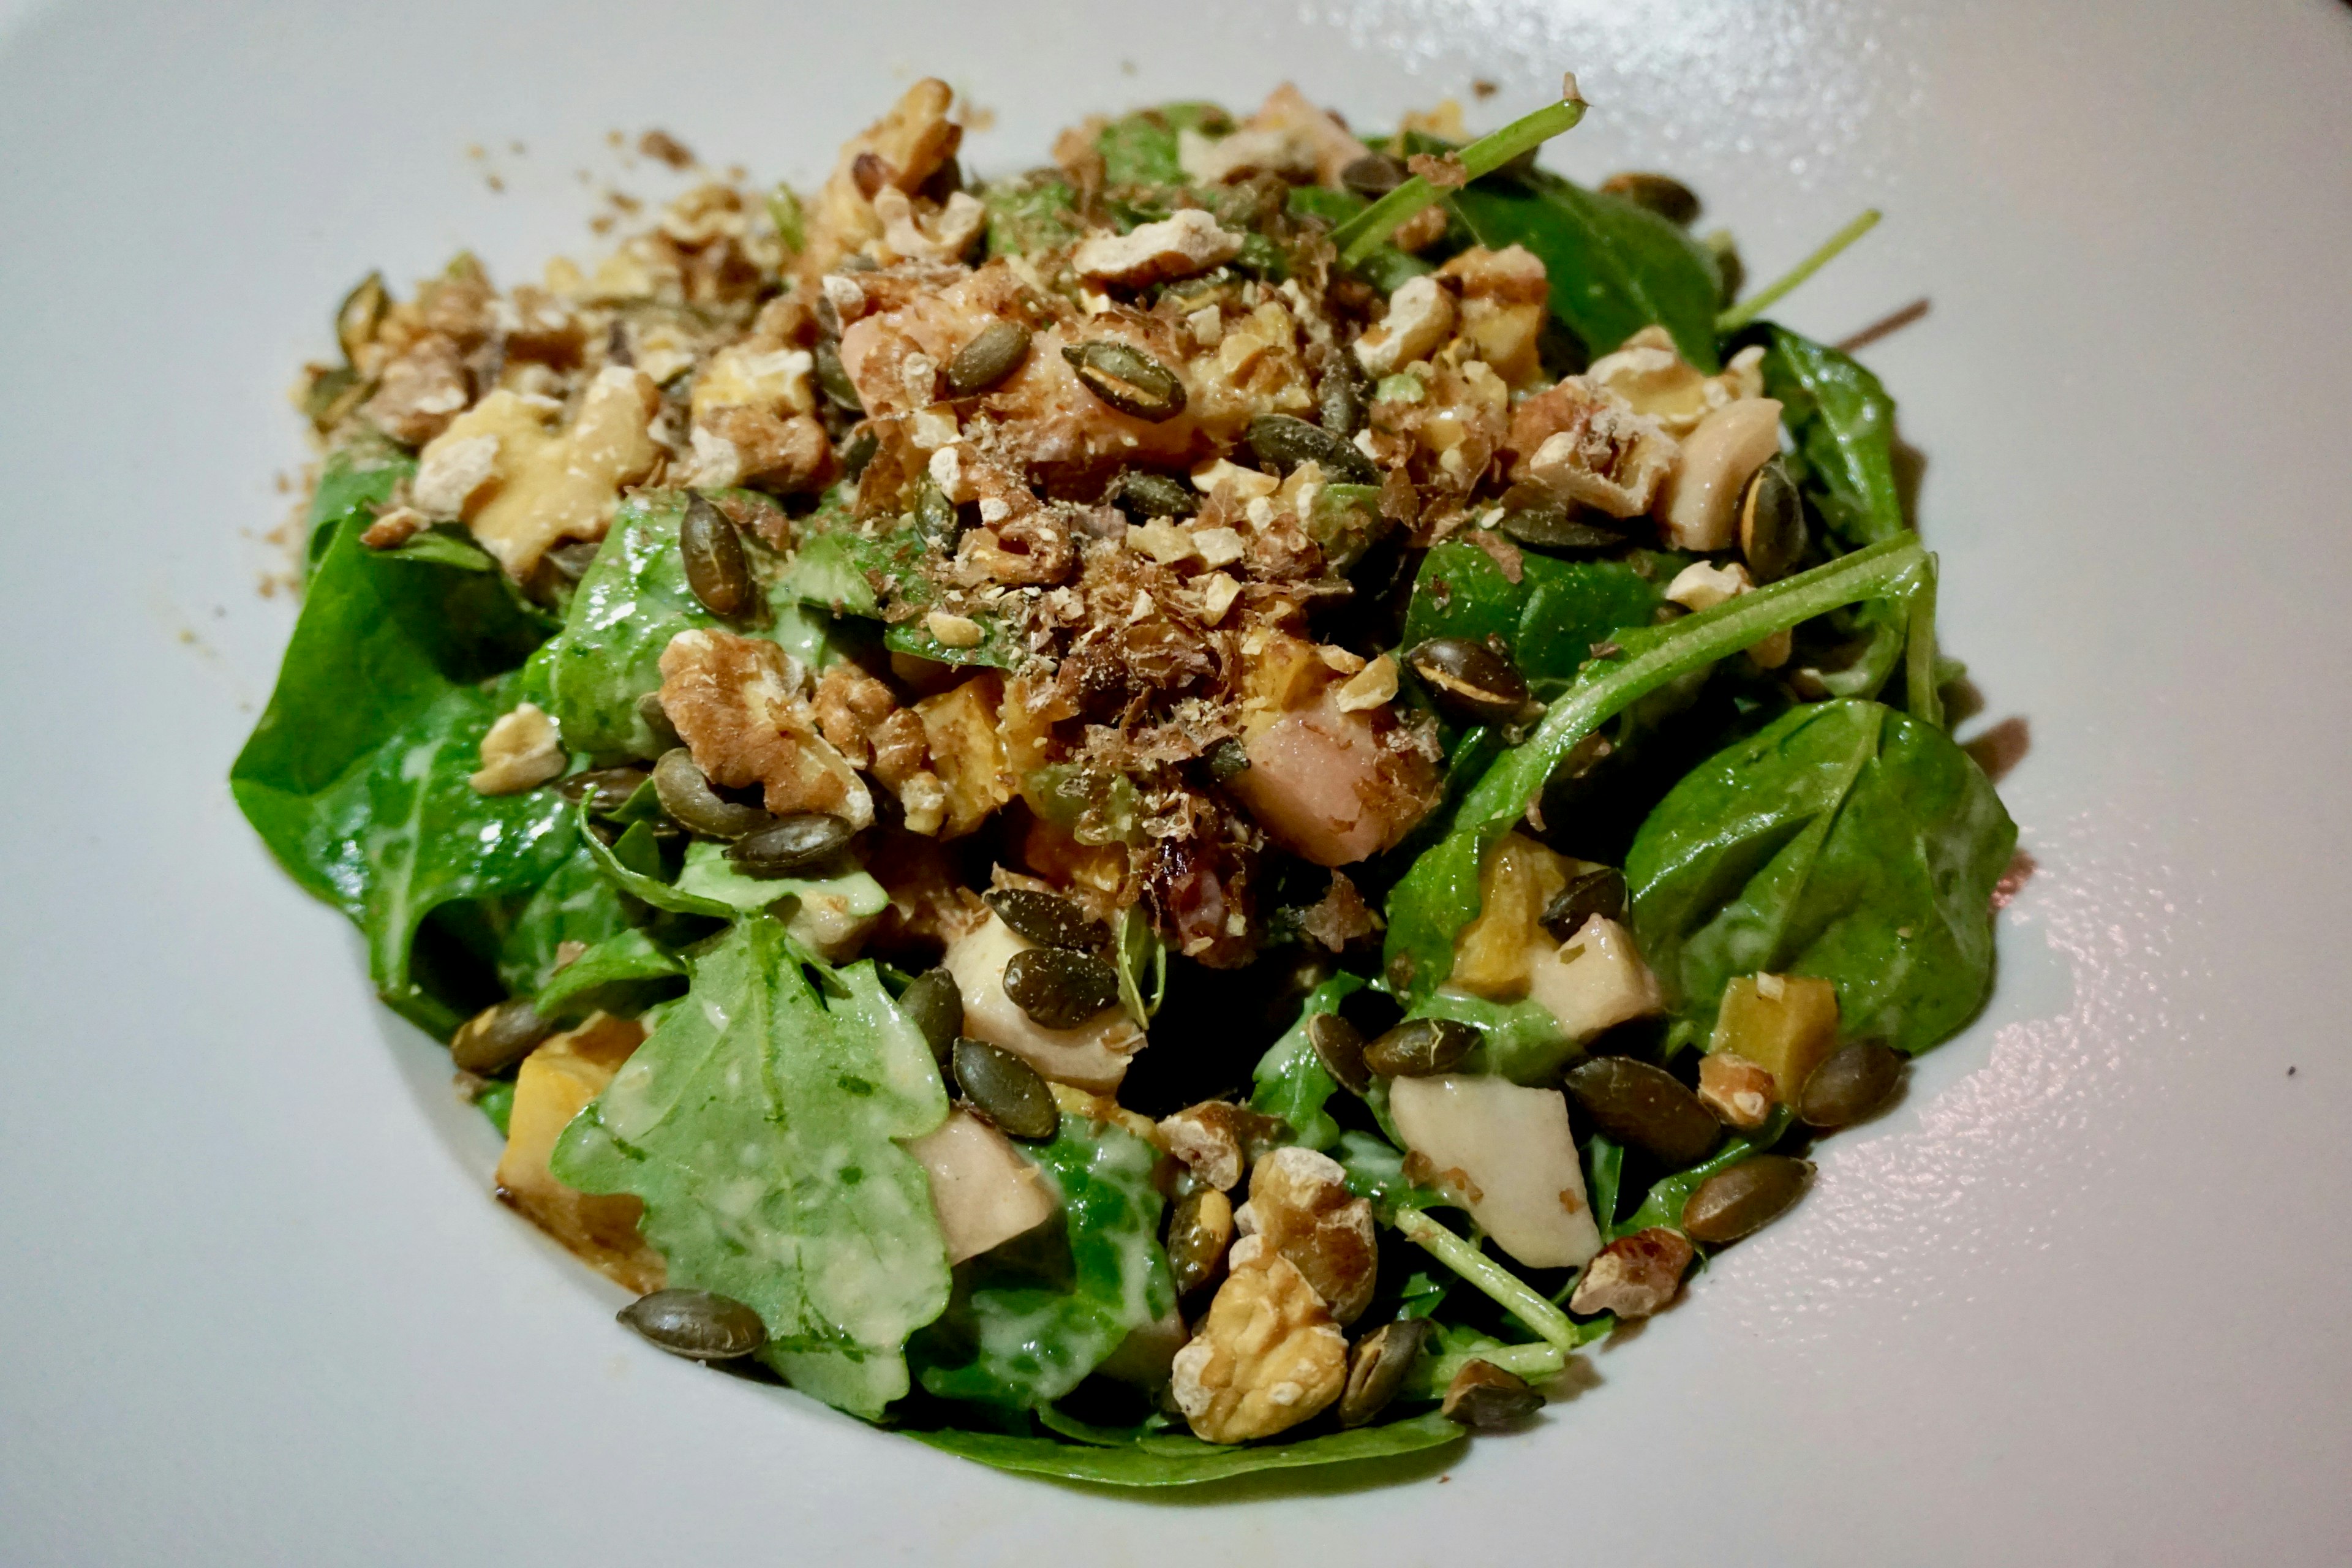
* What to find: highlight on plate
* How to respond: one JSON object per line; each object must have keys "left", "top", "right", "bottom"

{"left": 234, "top": 72, "right": 2014, "bottom": 1485}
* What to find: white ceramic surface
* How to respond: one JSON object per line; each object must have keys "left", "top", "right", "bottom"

{"left": 2, "top": 1, "right": 2347, "bottom": 1562}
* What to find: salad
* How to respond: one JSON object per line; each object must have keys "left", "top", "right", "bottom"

{"left": 235, "top": 75, "right": 2016, "bottom": 1485}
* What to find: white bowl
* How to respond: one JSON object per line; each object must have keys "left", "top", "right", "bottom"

{"left": 2, "top": 0, "right": 2348, "bottom": 1560}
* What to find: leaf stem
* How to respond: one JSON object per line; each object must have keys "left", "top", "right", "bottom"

{"left": 1335, "top": 83, "right": 1588, "bottom": 267}
{"left": 1716, "top": 208, "right": 1882, "bottom": 332}
{"left": 1394, "top": 1208, "right": 1583, "bottom": 1355}
{"left": 1903, "top": 553, "right": 1943, "bottom": 728}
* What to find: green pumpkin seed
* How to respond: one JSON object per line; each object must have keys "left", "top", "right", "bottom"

{"left": 1737, "top": 458, "right": 1806, "bottom": 584}
{"left": 1496, "top": 503, "right": 1630, "bottom": 553}
{"left": 334, "top": 271, "right": 388, "bottom": 364}
{"left": 636, "top": 691, "right": 682, "bottom": 755}
{"left": 984, "top": 888, "right": 1109, "bottom": 951}
{"left": 840, "top": 427, "right": 880, "bottom": 481}
{"left": 1340, "top": 1317, "right": 1433, "bottom": 1428}
{"left": 813, "top": 337, "right": 863, "bottom": 412}
{"left": 1442, "top": 1359, "right": 1543, "bottom": 1429}
{"left": 1797, "top": 1042, "right": 1905, "bottom": 1129}
{"left": 1681, "top": 1155, "right": 1812, "bottom": 1243}
{"left": 1318, "top": 363, "right": 1369, "bottom": 438}
{"left": 1061, "top": 340, "right": 1186, "bottom": 422}
{"left": 1340, "top": 152, "right": 1410, "bottom": 200}
{"left": 952, "top": 1038, "right": 1060, "bottom": 1140}
{"left": 1166, "top": 1188, "right": 1234, "bottom": 1297}
{"left": 302, "top": 365, "right": 370, "bottom": 431}
{"left": 1003, "top": 947, "right": 1120, "bottom": 1030}
{"left": 944, "top": 320, "right": 1032, "bottom": 396}
{"left": 898, "top": 968, "right": 965, "bottom": 1066}
{"left": 557, "top": 765, "right": 650, "bottom": 815}
{"left": 1245, "top": 413, "right": 1379, "bottom": 484}
{"left": 1539, "top": 867, "right": 1629, "bottom": 940}
{"left": 1564, "top": 1057, "right": 1722, "bottom": 1166}
{"left": 1363, "top": 1017, "right": 1480, "bottom": 1078}
{"left": 450, "top": 997, "right": 554, "bottom": 1075}
{"left": 1405, "top": 636, "right": 1532, "bottom": 728}
{"left": 723, "top": 812, "right": 854, "bottom": 876}
{"left": 652, "top": 748, "right": 774, "bottom": 840}
{"left": 1204, "top": 737, "right": 1251, "bottom": 785}
{"left": 1307, "top": 1010, "right": 1372, "bottom": 1096}
{"left": 1107, "top": 469, "right": 1197, "bottom": 522}
{"left": 680, "top": 494, "right": 756, "bottom": 619}
{"left": 617, "top": 1289, "right": 768, "bottom": 1360}
{"left": 1599, "top": 171, "right": 1702, "bottom": 227}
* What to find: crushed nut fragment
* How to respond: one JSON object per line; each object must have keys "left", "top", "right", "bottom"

{"left": 1568, "top": 1226, "right": 1695, "bottom": 1318}
{"left": 1169, "top": 1248, "right": 1348, "bottom": 1443}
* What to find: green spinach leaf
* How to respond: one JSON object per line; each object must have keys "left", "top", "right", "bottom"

{"left": 1248, "top": 973, "right": 1367, "bottom": 1150}
{"left": 529, "top": 490, "right": 707, "bottom": 756}
{"left": 551, "top": 918, "right": 951, "bottom": 1418}
{"left": 1752, "top": 323, "right": 1904, "bottom": 548}
{"left": 981, "top": 172, "right": 1084, "bottom": 257}
{"left": 913, "top": 1114, "right": 1173, "bottom": 1409}
{"left": 1626, "top": 699, "right": 2015, "bottom": 1054}
{"left": 1402, "top": 536, "right": 1678, "bottom": 693}
{"left": 1095, "top": 102, "right": 1228, "bottom": 187}
{"left": 903, "top": 1409, "right": 1464, "bottom": 1487}
{"left": 1615, "top": 1109, "right": 1792, "bottom": 1237}
{"left": 495, "top": 843, "right": 636, "bottom": 995}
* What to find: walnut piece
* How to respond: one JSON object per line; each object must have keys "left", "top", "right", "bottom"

{"left": 1521, "top": 380, "right": 1678, "bottom": 518}
{"left": 656, "top": 629, "right": 874, "bottom": 827}
{"left": 1354, "top": 274, "right": 1456, "bottom": 377}
{"left": 1169, "top": 1249, "right": 1348, "bottom": 1444}
{"left": 1156, "top": 1101, "right": 1286, "bottom": 1193}
{"left": 812, "top": 662, "right": 899, "bottom": 769}
{"left": 470, "top": 703, "right": 565, "bottom": 794}
{"left": 364, "top": 334, "right": 472, "bottom": 445}
{"left": 1072, "top": 208, "right": 1246, "bottom": 287}
{"left": 1568, "top": 1226, "right": 1695, "bottom": 1319}
{"left": 1697, "top": 1050, "right": 1779, "bottom": 1131}
{"left": 1234, "top": 1146, "right": 1377, "bottom": 1325}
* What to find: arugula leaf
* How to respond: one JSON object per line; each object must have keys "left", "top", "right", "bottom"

{"left": 1751, "top": 323, "right": 1905, "bottom": 549}
{"left": 1402, "top": 537, "right": 1679, "bottom": 693}
{"left": 551, "top": 918, "right": 952, "bottom": 1418}
{"left": 1626, "top": 698, "right": 2015, "bottom": 1054}
{"left": 1382, "top": 534, "right": 1934, "bottom": 1007}
{"left": 531, "top": 928, "right": 685, "bottom": 1021}
{"left": 903, "top": 1410, "right": 1465, "bottom": 1487}
{"left": 232, "top": 457, "right": 575, "bottom": 1036}
{"left": 1449, "top": 168, "right": 1723, "bottom": 369}
{"left": 673, "top": 840, "right": 889, "bottom": 920}
{"left": 1248, "top": 973, "right": 1367, "bottom": 1150}
{"left": 913, "top": 1114, "right": 1173, "bottom": 1409}
{"left": 1335, "top": 1129, "right": 1447, "bottom": 1216}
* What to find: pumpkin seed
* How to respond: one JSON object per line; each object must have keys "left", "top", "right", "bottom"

{"left": 1340, "top": 1317, "right": 1434, "bottom": 1428}
{"left": 1539, "top": 867, "right": 1629, "bottom": 940}
{"left": 617, "top": 1289, "right": 768, "bottom": 1360}
{"left": 1106, "top": 468, "right": 1197, "bottom": 522}
{"left": 897, "top": 967, "right": 965, "bottom": 1066}
{"left": 1599, "top": 171, "right": 1702, "bottom": 227}
{"left": 1496, "top": 503, "right": 1630, "bottom": 553}
{"left": 1406, "top": 636, "right": 1532, "bottom": 728}
{"left": 1340, "top": 151, "right": 1410, "bottom": 200}
{"left": 636, "top": 691, "right": 682, "bottom": 755}
{"left": 1737, "top": 458, "right": 1806, "bottom": 584}
{"left": 1307, "top": 1010, "right": 1372, "bottom": 1096}
{"left": 944, "top": 320, "right": 1032, "bottom": 396}
{"left": 450, "top": 997, "right": 554, "bottom": 1075}
{"left": 1204, "top": 737, "right": 1251, "bottom": 784}
{"left": 984, "top": 888, "right": 1109, "bottom": 951}
{"left": 1363, "top": 1017, "right": 1480, "bottom": 1078}
{"left": 557, "top": 765, "right": 650, "bottom": 815}
{"left": 1681, "top": 1155, "right": 1812, "bottom": 1243}
{"left": 652, "top": 748, "right": 774, "bottom": 840}
{"left": 1003, "top": 946, "right": 1120, "bottom": 1030}
{"left": 680, "top": 494, "right": 756, "bottom": 619}
{"left": 840, "top": 427, "right": 880, "bottom": 481}
{"left": 1442, "top": 1359, "right": 1543, "bottom": 1428}
{"left": 1245, "top": 413, "right": 1379, "bottom": 484}
{"left": 1166, "top": 1188, "right": 1234, "bottom": 1296}
{"left": 813, "top": 337, "right": 863, "bottom": 412}
{"left": 952, "top": 1038, "right": 1060, "bottom": 1140}
{"left": 1319, "top": 362, "right": 1369, "bottom": 438}
{"left": 1061, "top": 341, "right": 1186, "bottom": 422}
{"left": 723, "top": 812, "right": 854, "bottom": 876}
{"left": 1797, "top": 1041, "right": 1905, "bottom": 1129}
{"left": 334, "top": 271, "right": 388, "bottom": 364}
{"left": 1564, "top": 1057, "right": 1722, "bottom": 1166}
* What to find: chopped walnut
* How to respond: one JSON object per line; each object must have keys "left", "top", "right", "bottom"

{"left": 1156, "top": 1101, "right": 1286, "bottom": 1192}
{"left": 359, "top": 505, "right": 427, "bottom": 550}
{"left": 656, "top": 629, "right": 874, "bottom": 827}
{"left": 811, "top": 662, "right": 899, "bottom": 768}
{"left": 1697, "top": 1051, "right": 1778, "bottom": 1131}
{"left": 873, "top": 187, "right": 987, "bottom": 264}
{"left": 1519, "top": 379, "right": 1678, "bottom": 518}
{"left": 1354, "top": 274, "right": 1456, "bottom": 377}
{"left": 1234, "top": 1146, "right": 1377, "bottom": 1325}
{"left": 470, "top": 703, "right": 565, "bottom": 794}
{"left": 364, "top": 334, "right": 471, "bottom": 445}
{"left": 1072, "top": 208, "right": 1245, "bottom": 287}
{"left": 1568, "top": 1227, "right": 1695, "bottom": 1319}
{"left": 867, "top": 707, "right": 930, "bottom": 790}
{"left": 1168, "top": 1249, "right": 1348, "bottom": 1444}
{"left": 1587, "top": 325, "right": 1766, "bottom": 437}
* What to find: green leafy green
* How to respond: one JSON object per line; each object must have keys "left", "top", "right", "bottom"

{"left": 1403, "top": 537, "right": 1679, "bottom": 692}
{"left": 1626, "top": 698, "right": 2015, "bottom": 1054}
{"left": 1616, "top": 1109, "right": 1792, "bottom": 1236}
{"left": 1411, "top": 989, "right": 1572, "bottom": 1085}
{"left": 1335, "top": 1129, "right": 1447, "bottom": 1216}
{"left": 232, "top": 456, "right": 575, "bottom": 1036}
{"left": 496, "top": 843, "right": 635, "bottom": 995}
{"left": 1449, "top": 168, "right": 1722, "bottom": 369}
{"left": 981, "top": 172, "right": 1084, "bottom": 257}
{"left": 673, "top": 841, "right": 889, "bottom": 921}
{"left": 1585, "top": 1134, "right": 1624, "bottom": 1235}
{"left": 551, "top": 918, "right": 951, "bottom": 1418}
{"left": 776, "top": 520, "right": 1020, "bottom": 671}
{"left": 474, "top": 1077, "right": 516, "bottom": 1136}
{"left": 529, "top": 490, "right": 709, "bottom": 756}
{"left": 1754, "top": 323, "right": 1905, "bottom": 549}
{"left": 904, "top": 1410, "right": 1465, "bottom": 1487}
{"left": 1335, "top": 92, "right": 1587, "bottom": 266}
{"left": 1248, "top": 974, "right": 1366, "bottom": 1150}
{"left": 1095, "top": 102, "right": 1228, "bottom": 187}
{"left": 531, "top": 928, "right": 685, "bottom": 1021}
{"left": 1383, "top": 533, "right": 1935, "bottom": 1008}
{"left": 913, "top": 1114, "right": 1173, "bottom": 1409}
